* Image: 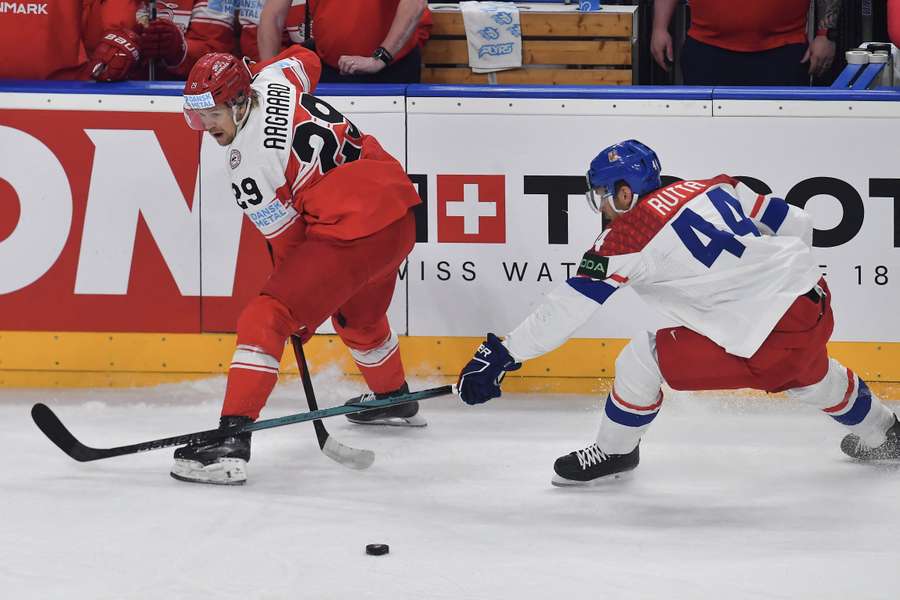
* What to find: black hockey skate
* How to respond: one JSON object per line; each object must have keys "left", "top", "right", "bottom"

{"left": 552, "top": 442, "right": 640, "bottom": 486}
{"left": 170, "top": 416, "right": 252, "bottom": 485}
{"left": 345, "top": 382, "right": 427, "bottom": 427}
{"left": 840, "top": 415, "right": 900, "bottom": 461}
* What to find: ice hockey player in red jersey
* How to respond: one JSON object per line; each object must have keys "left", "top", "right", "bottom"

{"left": 457, "top": 139, "right": 900, "bottom": 486}
{"left": 171, "top": 46, "right": 423, "bottom": 485}
{"left": 135, "top": 0, "right": 237, "bottom": 79}
{"left": 0, "top": 0, "right": 139, "bottom": 80}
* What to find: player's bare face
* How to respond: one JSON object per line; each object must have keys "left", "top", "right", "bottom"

{"left": 197, "top": 106, "right": 237, "bottom": 146}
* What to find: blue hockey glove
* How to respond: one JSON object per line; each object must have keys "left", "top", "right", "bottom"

{"left": 457, "top": 333, "right": 522, "bottom": 405}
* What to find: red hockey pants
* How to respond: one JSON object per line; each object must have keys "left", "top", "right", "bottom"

{"left": 656, "top": 279, "right": 834, "bottom": 393}
{"left": 222, "top": 211, "right": 415, "bottom": 419}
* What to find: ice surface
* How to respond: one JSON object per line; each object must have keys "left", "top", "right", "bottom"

{"left": 3, "top": 370, "right": 899, "bottom": 600}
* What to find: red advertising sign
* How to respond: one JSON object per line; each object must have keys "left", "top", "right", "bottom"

{"left": 0, "top": 109, "right": 268, "bottom": 332}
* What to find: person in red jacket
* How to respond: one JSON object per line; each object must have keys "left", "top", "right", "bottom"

{"left": 0, "top": 0, "right": 140, "bottom": 81}
{"left": 889, "top": 0, "right": 900, "bottom": 49}
{"left": 651, "top": 0, "right": 840, "bottom": 85}
{"left": 172, "top": 46, "right": 424, "bottom": 485}
{"left": 134, "top": 0, "right": 236, "bottom": 79}
{"left": 256, "top": 0, "right": 430, "bottom": 83}
{"left": 237, "top": 0, "right": 308, "bottom": 63}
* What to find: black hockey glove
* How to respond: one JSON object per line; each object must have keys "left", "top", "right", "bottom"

{"left": 457, "top": 333, "right": 522, "bottom": 405}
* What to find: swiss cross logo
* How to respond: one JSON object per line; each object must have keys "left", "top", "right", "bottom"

{"left": 437, "top": 175, "right": 505, "bottom": 243}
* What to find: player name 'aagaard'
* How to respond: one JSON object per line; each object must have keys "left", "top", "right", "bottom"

{"left": 263, "top": 82, "right": 291, "bottom": 150}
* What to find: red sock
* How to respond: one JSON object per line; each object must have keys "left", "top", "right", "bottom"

{"left": 222, "top": 295, "right": 297, "bottom": 419}
{"left": 348, "top": 331, "right": 406, "bottom": 394}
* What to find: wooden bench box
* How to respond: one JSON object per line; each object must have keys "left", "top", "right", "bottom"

{"left": 422, "top": 4, "right": 638, "bottom": 85}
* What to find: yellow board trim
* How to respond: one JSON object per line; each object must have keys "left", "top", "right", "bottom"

{"left": 1, "top": 332, "right": 899, "bottom": 399}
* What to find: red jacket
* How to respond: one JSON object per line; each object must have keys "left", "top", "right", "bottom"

{"left": 687, "top": 0, "right": 809, "bottom": 53}
{"left": 136, "top": 0, "right": 237, "bottom": 78}
{"left": 0, "top": 0, "right": 137, "bottom": 80}
{"left": 889, "top": 0, "right": 900, "bottom": 49}
{"left": 238, "top": 1, "right": 431, "bottom": 64}
{"left": 238, "top": 0, "right": 308, "bottom": 63}
{"left": 311, "top": 0, "right": 430, "bottom": 68}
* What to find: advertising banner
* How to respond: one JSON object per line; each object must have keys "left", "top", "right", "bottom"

{"left": 406, "top": 96, "right": 900, "bottom": 342}
{"left": 0, "top": 93, "right": 407, "bottom": 334}
{"left": 0, "top": 110, "right": 202, "bottom": 332}
{"left": 2, "top": 89, "right": 898, "bottom": 344}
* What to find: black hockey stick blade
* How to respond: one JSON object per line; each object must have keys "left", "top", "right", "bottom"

{"left": 31, "top": 402, "right": 226, "bottom": 463}
{"left": 31, "top": 403, "right": 93, "bottom": 462}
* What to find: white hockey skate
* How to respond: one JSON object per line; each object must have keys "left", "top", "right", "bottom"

{"left": 170, "top": 416, "right": 252, "bottom": 485}
{"left": 171, "top": 457, "right": 248, "bottom": 486}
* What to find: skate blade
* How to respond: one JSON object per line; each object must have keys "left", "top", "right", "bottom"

{"left": 346, "top": 414, "right": 428, "bottom": 428}
{"left": 841, "top": 441, "right": 900, "bottom": 461}
{"left": 170, "top": 458, "right": 247, "bottom": 485}
{"left": 844, "top": 454, "right": 900, "bottom": 462}
{"left": 550, "top": 468, "right": 635, "bottom": 487}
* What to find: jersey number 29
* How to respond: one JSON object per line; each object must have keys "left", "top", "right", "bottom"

{"left": 292, "top": 95, "right": 362, "bottom": 175}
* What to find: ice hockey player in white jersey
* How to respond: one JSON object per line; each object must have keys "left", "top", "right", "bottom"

{"left": 457, "top": 139, "right": 900, "bottom": 486}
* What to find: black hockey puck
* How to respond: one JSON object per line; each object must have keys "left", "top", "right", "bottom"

{"left": 365, "top": 543, "right": 389, "bottom": 556}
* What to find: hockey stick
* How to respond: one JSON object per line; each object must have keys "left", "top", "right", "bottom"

{"left": 30, "top": 384, "right": 454, "bottom": 464}
{"left": 147, "top": 0, "right": 157, "bottom": 81}
{"left": 258, "top": 243, "right": 367, "bottom": 468}
{"left": 290, "top": 335, "right": 374, "bottom": 470}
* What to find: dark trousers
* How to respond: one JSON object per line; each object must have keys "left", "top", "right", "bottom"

{"left": 319, "top": 46, "right": 422, "bottom": 84}
{"left": 681, "top": 36, "right": 810, "bottom": 86}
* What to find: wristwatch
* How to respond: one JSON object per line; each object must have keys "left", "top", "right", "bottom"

{"left": 372, "top": 46, "right": 394, "bottom": 66}
{"left": 816, "top": 28, "right": 839, "bottom": 42}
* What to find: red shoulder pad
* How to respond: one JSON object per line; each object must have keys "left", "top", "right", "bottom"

{"left": 597, "top": 203, "right": 669, "bottom": 255}
{"left": 703, "top": 174, "right": 740, "bottom": 188}
{"left": 251, "top": 44, "right": 321, "bottom": 91}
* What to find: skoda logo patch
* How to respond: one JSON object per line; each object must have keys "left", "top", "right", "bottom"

{"left": 576, "top": 252, "right": 609, "bottom": 279}
{"left": 229, "top": 149, "right": 241, "bottom": 169}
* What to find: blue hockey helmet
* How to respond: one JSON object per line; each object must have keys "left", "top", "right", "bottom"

{"left": 585, "top": 139, "right": 661, "bottom": 214}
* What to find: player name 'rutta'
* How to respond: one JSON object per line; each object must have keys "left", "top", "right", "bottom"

{"left": 644, "top": 180, "right": 708, "bottom": 216}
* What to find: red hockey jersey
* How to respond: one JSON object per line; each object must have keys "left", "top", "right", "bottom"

{"left": 225, "top": 46, "right": 420, "bottom": 260}
{"left": 135, "top": 0, "right": 237, "bottom": 78}
{"left": 0, "top": 0, "right": 137, "bottom": 80}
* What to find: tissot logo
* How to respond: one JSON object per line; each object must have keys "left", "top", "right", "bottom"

{"left": 412, "top": 173, "right": 900, "bottom": 248}
{"left": 437, "top": 175, "right": 505, "bottom": 243}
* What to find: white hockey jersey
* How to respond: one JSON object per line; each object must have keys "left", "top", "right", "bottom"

{"left": 227, "top": 47, "right": 318, "bottom": 247}
{"left": 505, "top": 175, "right": 822, "bottom": 361}
{"left": 226, "top": 45, "right": 419, "bottom": 261}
